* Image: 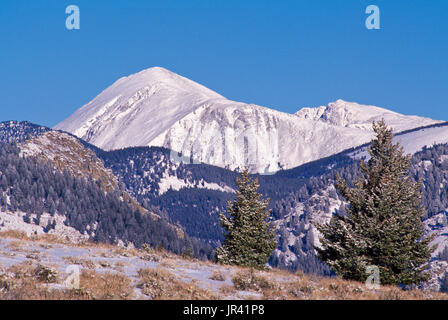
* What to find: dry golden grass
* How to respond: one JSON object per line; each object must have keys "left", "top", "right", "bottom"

{"left": 137, "top": 268, "right": 217, "bottom": 300}
{"left": 159, "top": 258, "right": 177, "bottom": 269}
{"left": 25, "top": 251, "right": 41, "bottom": 261}
{"left": 0, "top": 261, "right": 75, "bottom": 300}
{"left": 112, "top": 261, "right": 129, "bottom": 272}
{"left": 3, "top": 256, "right": 445, "bottom": 301}
{"left": 2, "top": 229, "right": 448, "bottom": 300}
{"left": 0, "top": 230, "right": 83, "bottom": 246}
{"left": 112, "top": 247, "right": 141, "bottom": 258}
{"left": 63, "top": 257, "right": 96, "bottom": 269}
{"left": 0, "top": 229, "right": 136, "bottom": 253}
{"left": 0, "top": 277, "right": 77, "bottom": 300}
{"left": 77, "top": 269, "right": 134, "bottom": 300}
{"left": 227, "top": 267, "right": 448, "bottom": 300}
{"left": 0, "top": 229, "right": 177, "bottom": 261}
{"left": 209, "top": 270, "right": 226, "bottom": 282}
{"left": 0, "top": 261, "right": 134, "bottom": 300}
{"left": 219, "top": 284, "right": 237, "bottom": 296}
{"left": 0, "top": 230, "right": 29, "bottom": 240}
{"left": 7, "top": 261, "right": 36, "bottom": 279}
{"left": 232, "top": 269, "right": 278, "bottom": 292}
{"left": 5, "top": 240, "right": 25, "bottom": 251}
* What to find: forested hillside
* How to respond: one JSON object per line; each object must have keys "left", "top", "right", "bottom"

{"left": 0, "top": 121, "right": 49, "bottom": 143}
{"left": 0, "top": 140, "right": 212, "bottom": 259}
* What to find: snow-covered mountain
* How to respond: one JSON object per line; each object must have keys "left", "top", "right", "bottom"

{"left": 55, "top": 67, "right": 442, "bottom": 173}
{"left": 54, "top": 67, "right": 224, "bottom": 151}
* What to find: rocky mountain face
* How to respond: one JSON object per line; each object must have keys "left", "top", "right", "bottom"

{"left": 54, "top": 67, "right": 441, "bottom": 174}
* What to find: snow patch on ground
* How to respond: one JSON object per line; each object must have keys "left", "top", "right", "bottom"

{"left": 0, "top": 211, "right": 89, "bottom": 243}
{"left": 158, "top": 175, "right": 234, "bottom": 195}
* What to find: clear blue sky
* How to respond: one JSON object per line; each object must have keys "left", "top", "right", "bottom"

{"left": 0, "top": 0, "right": 447, "bottom": 127}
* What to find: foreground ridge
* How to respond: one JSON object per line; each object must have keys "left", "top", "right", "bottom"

{"left": 0, "top": 231, "right": 447, "bottom": 300}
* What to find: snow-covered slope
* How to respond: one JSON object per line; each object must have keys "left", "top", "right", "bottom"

{"left": 397, "top": 125, "right": 448, "bottom": 155}
{"left": 350, "top": 123, "right": 448, "bottom": 160}
{"left": 295, "top": 99, "right": 441, "bottom": 132}
{"left": 150, "top": 101, "right": 376, "bottom": 173}
{"left": 0, "top": 210, "right": 88, "bottom": 243}
{"left": 55, "top": 67, "right": 442, "bottom": 173}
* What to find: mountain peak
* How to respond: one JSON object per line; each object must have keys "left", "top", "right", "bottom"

{"left": 54, "top": 67, "right": 225, "bottom": 150}
{"left": 110, "top": 66, "right": 224, "bottom": 100}
{"left": 127, "top": 66, "right": 180, "bottom": 81}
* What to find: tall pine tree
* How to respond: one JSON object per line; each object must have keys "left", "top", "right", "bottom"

{"left": 317, "top": 119, "right": 435, "bottom": 286}
{"left": 216, "top": 169, "right": 277, "bottom": 269}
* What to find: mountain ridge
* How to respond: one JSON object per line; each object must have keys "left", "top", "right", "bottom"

{"left": 295, "top": 99, "right": 441, "bottom": 132}
{"left": 54, "top": 67, "right": 442, "bottom": 174}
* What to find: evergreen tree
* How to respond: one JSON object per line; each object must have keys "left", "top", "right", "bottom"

{"left": 316, "top": 120, "right": 435, "bottom": 286}
{"left": 216, "top": 169, "right": 277, "bottom": 269}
